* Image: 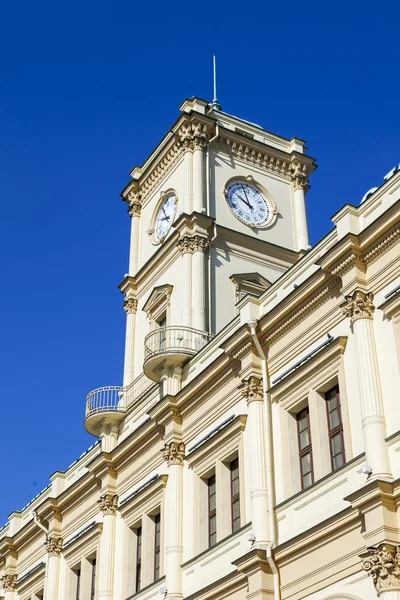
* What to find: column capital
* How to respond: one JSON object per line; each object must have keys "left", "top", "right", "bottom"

{"left": 123, "top": 297, "right": 138, "bottom": 314}
{"left": 178, "top": 235, "right": 192, "bottom": 255}
{"left": 98, "top": 493, "right": 119, "bottom": 515}
{"left": 191, "top": 235, "right": 209, "bottom": 253}
{"left": 128, "top": 201, "right": 141, "bottom": 218}
{"left": 361, "top": 544, "right": 400, "bottom": 593}
{"left": 290, "top": 161, "right": 309, "bottom": 191}
{"left": 162, "top": 441, "right": 186, "bottom": 466}
{"left": 1, "top": 573, "right": 17, "bottom": 591}
{"left": 45, "top": 536, "right": 63, "bottom": 556}
{"left": 238, "top": 376, "right": 263, "bottom": 403}
{"left": 341, "top": 290, "right": 375, "bottom": 323}
{"left": 178, "top": 121, "right": 208, "bottom": 151}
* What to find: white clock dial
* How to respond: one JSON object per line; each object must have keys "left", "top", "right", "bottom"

{"left": 155, "top": 194, "right": 177, "bottom": 241}
{"left": 226, "top": 182, "right": 271, "bottom": 227}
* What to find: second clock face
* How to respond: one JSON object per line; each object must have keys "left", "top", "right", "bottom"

{"left": 155, "top": 193, "right": 177, "bottom": 241}
{"left": 226, "top": 182, "right": 271, "bottom": 227}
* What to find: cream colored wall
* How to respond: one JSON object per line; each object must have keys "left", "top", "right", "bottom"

{"left": 210, "top": 147, "right": 296, "bottom": 249}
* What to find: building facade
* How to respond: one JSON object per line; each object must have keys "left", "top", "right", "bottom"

{"left": 1, "top": 96, "right": 400, "bottom": 600}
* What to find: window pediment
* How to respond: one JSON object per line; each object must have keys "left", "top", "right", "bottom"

{"left": 142, "top": 285, "right": 173, "bottom": 320}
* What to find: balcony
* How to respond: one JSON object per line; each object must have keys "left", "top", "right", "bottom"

{"left": 85, "top": 386, "right": 126, "bottom": 435}
{"left": 84, "top": 374, "right": 156, "bottom": 436}
{"left": 144, "top": 325, "right": 214, "bottom": 381}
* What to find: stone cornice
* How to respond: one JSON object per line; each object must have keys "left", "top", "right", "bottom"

{"left": 378, "top": 290, "right": 400, "bottom": 320}
{"left": 117, "top": 475, "right": 167, "bottom": 518}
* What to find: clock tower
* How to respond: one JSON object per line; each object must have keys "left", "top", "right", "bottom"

{"left": 116, "top": 96, "right": 316, "bottom": 397}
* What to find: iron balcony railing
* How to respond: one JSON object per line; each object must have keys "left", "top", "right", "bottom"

{"left": 85, "top": 386, "right": 125, "bottom": 419}
{"left": 144, "top": 326, "right": 214, "bottom": 361}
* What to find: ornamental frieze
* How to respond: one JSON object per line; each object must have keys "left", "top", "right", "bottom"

{"left": 123, "top": 297, "right": 138, "bottom": 314}
{"left": 362, "top": 544, "right": 400, "bottom": 592}
{"left": 239, "top": 376, "right": 263, "bottom": 403}
{"left": 1, "top": 573, "right": 17, "bottom": 591}
{"left": 162, "top": 441, "right": 186, "bottom": 466}
{"left": 45, "top": 536, "right": 63, "bottom": 556}
{"left": 98, "top": 493, "right": 119, "bottom": 515}
{"left": 341, "top": 290, "right": 375, "bottom": 323}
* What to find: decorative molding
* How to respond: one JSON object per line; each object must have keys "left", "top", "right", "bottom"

{"left": 98, "top": 493, "right": 119, "bottom": 515}
{"left": 224, "top": 138, "right": 310, "bottom": 186}
{"left": 123, "top": 297, "right": 138, "bottom": 315}
{"left": 1, "top": 573, "right": 18, "bottom": 591}
{"left": 45, "top": 536, "right": 63, "bottom": 556}
{"left": 261, "top": 277, "right": 342, "bottom": 346}
{"left": 162, "top": 441, "right": 186, "bottom": 466}
{"left": 331, "top": 252, "right": 364, "bottom": 277}
{"left": 341, "top": 290, "right": 375, "bottom": 323}
{"left": 177, "top": 236, "right": 193, "bottom": 255}
{"left": 238, "top": 376, "right": 263, "bottom": 403}
{"left": 363, "top": 223, "right": 400, "bottom": 265}
{"left": 140, "top": 142, "right": 181, "bottom": 202}
{"left": 361, "top": 544, "right": 400, "bottom": 592}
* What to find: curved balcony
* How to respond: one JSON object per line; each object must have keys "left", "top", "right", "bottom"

{"left": 84, "top": 386, "right": 126, "bottom": 435}
{"left": 144, "top": 326, "right": 214, "bottom": 381}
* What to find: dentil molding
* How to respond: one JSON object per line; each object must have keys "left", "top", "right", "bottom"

{"left": 362, "top": 544, "right": 400, "bottom": 592}
{"left": 341, "top": 290, "right": 375, "bottom": 323}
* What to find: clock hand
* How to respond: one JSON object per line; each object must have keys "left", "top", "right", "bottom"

{"left": 241, "top": 185, "right": 254, "bottom": 210}
{"left": 162, "top": 206, "right": 168, "bottom": 218}
{"left": 237, "top": 194, "right": 253, "bottom": 210}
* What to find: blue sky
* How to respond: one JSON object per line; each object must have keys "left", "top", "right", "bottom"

{"left": 0, "top": 0, "right": 399, "bottom": 523}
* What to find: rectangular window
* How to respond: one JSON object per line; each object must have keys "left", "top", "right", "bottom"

{"left": 136, "top": 527, "right": 142, "bottom": 593}
{"left": 325, "top": 386, "right": 345, "bottom": 470}
{"left": 154, "top": 513, "right": 161, "bottom": 581}
{"left": 75, "top": 569, "right": 81, "bottom": 600}
{"left": 230, "top": 458, "right": 240, "bottom": 533}
{"left": 208, "top": 475, "right": 217, "bottom": 547}
{"left": 90, "top": 559, "right": 96, "bottom": 600}
{"left": 297, "top": 407, "right": 314, "bottom": 489}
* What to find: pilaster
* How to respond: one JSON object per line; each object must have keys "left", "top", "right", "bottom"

{"left": 162, "top": 441, "right": 185, "bottom": 600}
{"left": 97, "top": 493, "right": 119, "bottom": 600}
{"left": 1, "top": 574, "right": 18, "bottom": 600}
{"left": 44, "top": 536, "right": 63, "bottom": 600}
{"left": 123, "top": 296, "right": 138, "bottom": 387}
{"left": 341, "top": 290, "right": 392, "bottom": 480}
{"left": 239, "top": 376, "right": 269, "bottom": 547}
{"left": 291, "top": 162, "right": 309, "bottom": 251}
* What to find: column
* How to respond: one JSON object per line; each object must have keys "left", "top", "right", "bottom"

{"left": 291, "top": 165, "right": 309, "bottom": 251}
{"left": 44, "top": 537, "right": 63, "bottom": 600}
{"left": 362, "top": 544, "right": 400, "bottom": 600}
{"left": 341, "top": 291, "right": 392, "bottom": 480}
{"left": 162, "top": 441, "right": 185, "bottom": 600}
{"left": 239, "top": 377, "right": 269, "bottom": 547}
{"left": 98, "top": 493, "right": 118, "bottom": 600}
{"left": 128, "top": 201, "right": 141, "bottom": 275}
{"left": 0, "top": 575, "right": 18, "bottom": 600}
{"left": 191, "top": 236, "right": 208, "bottom": 332}
{"left": 123, "top": 297, "right": 138, "bottom": 388}
{"left": 192, "top": 131, "right": 207, "bottom": 213}
{"left": 178, "top": 237, "right": 192, "bottom": 327}
{"left": 183, "top": 149, "right": 193, "bottom": 214}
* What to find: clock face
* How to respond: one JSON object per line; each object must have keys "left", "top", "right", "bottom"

{"left": 225, "top": 182, "right": 271, "bottom": 227}
{"left": 155, "top": 194, "right": 177, "bottom": 241}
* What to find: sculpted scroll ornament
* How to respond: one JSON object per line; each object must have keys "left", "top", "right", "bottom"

{"left": 123, "top": 298, "right": 138, "bottom": 314}
{"left": 1, "top": 574, "right": 17, "bottom": 591}
{"left": 239, "top": 376, "right": 263, "bottom": 403}
{"left": 98, "top": 493, "right": 119, "bottom": 515}
{"left": 362, "top": 545, "right": 400, "bottom": 592}
{"left": 341, "top": 291, "right": 375, "bottom": 323}
{"left": 162, "top": 441, "right": 186, "bottom": 466}
{"left": 45, "top": 536, "right": 63, "bottom": 556}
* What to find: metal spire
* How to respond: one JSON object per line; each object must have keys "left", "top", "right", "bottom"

{"left": 210, "top": 54, "right": 222, "bottom": 111}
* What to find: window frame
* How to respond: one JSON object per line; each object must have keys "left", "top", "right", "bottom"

{"left": 207, "top": 474, "right": 217, "bottom": 548}
{"left": 325, "top": 385, "right": 346, "bottom": 471}
{"left": 135, "top": 526, "right": 142, "bottom": 593}
{"left": 230, "top": 458, "right": 240, "bottom": 533}
{"left": 90, "top": 558, "right": 96, "bottom": 600}
{"left": 154, "top": 513, "right": 161, "bottom": 582}
{"left": 296, "top": 407, "right": 314, "bottom": 490}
